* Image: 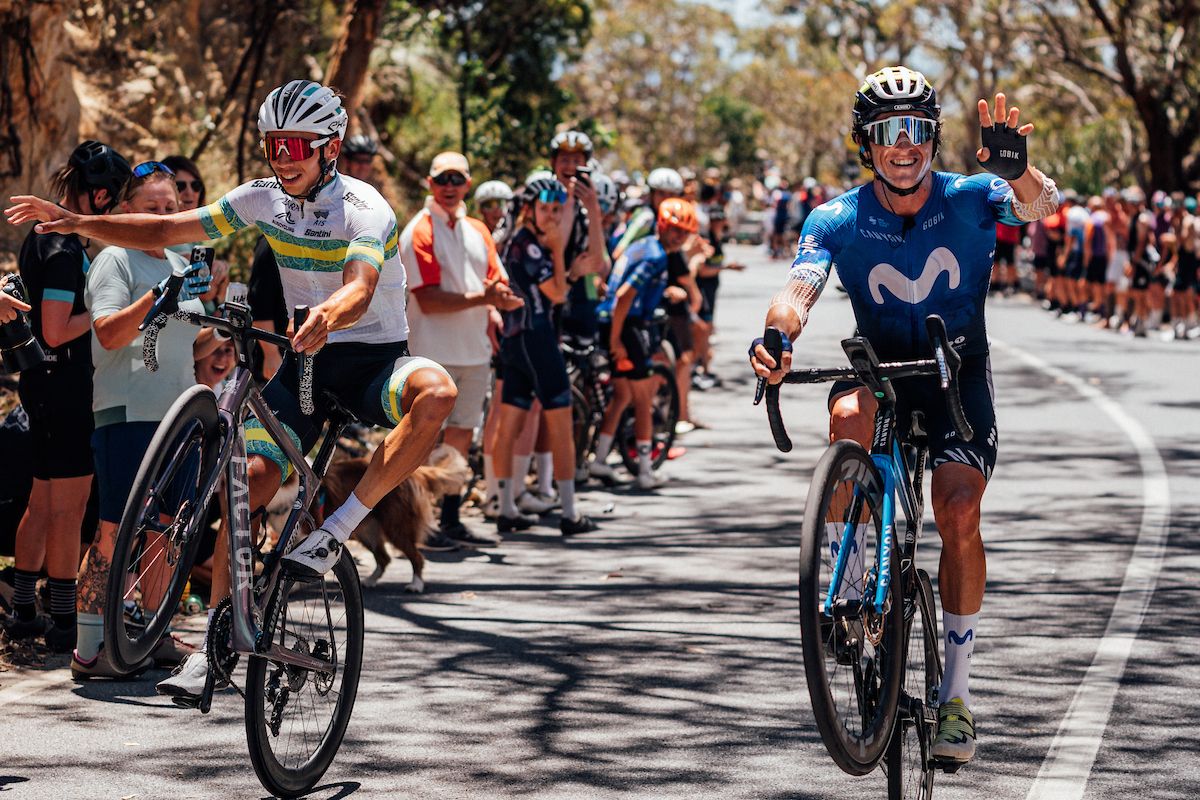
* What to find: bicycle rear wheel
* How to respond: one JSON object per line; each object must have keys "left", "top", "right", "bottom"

{"left": 104, "top": 385, "right": 223, "bottom": 672}
{"left": 245, "top": 550, "right": 364, "bottom": 798}
{"left": 618, "top": 362, "right": 679, "bottom": 473}
{"left": 798, "top": 439, "right": 904, "bottom": 775}
{"left": 886, "top": 568, "right": 941, "bottom": 800}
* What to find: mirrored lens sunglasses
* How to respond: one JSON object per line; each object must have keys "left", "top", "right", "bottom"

{"left": 537, "top": 188, "right": 568, "bottom": 204}
{"left": 262, "top": 135, "right": 330, "bottom": 162}
{"left": 133, "top": 161, "right": 175, "bottom": 178}
{"left": 863, "top": 116, "right": 937, "bottom": 147}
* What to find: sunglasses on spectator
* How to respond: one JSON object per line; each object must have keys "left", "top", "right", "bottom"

{"left": 176, "top": 179, "right": 203, "bottom": 193}
{"left": 133, "top": 161, "right": 175, "bottom": 178}
{"left": 537, "top": 188, "right": 568, "bottom": 205}
{"left": 431, "top": 171, "right": 468, "bottom": 186}
{"left": 262, "top": 135, "right": 330, "bottom": 162}
{"left": 862, "top": 116, "right": 937, "bottom": 147}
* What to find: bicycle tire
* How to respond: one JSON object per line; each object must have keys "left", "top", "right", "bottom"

{"left": 886, "top": 568, "right": 941, "bottom": 800}
{"left": 104, "top": 385, "right": 223, "bottom": 672}
{"left": 618, "top": 362, "right": 679, "bottom": 473}
{"left": 798, "top": 439, "right": 905, "bottom": 775}
{"left": 245, "top": 549, "right": 364, "bottom": 798}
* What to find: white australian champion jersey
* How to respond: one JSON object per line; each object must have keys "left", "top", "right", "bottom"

{"left": 199, "top": 172, "right": 407, "bottom": 344}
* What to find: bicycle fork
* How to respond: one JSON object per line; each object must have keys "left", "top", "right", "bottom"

{"left": 823, "top": 454, "right": 897, "bottom": 619}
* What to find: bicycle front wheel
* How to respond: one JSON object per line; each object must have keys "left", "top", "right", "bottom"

{"left": 245, "top": 550, "right": 364, "bottom": 798}
{"left": 104, "top": 385, "right": 223, "bottom": 672}
{"left": 618, "top": 362, "right": 679, "bottom": 473}
{"left": 798, "top": 439, "right": 904, "bottom": 775}
{"left": 886, "top": 568, "right": 941, "bottom": 800}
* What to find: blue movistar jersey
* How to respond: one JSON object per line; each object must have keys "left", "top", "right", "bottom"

{"left": 597, "top": 236, "right": 669, "bottom": 323}
{"left": 789, "top": 171, "right": 1023, "bottom": 360}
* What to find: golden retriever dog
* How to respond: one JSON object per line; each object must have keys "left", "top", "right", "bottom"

{"left": 311, "top": 444, "right": 470, "bottom": 592}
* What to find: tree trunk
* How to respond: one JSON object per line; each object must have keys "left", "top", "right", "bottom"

{"left": 325, "top": 0, "right": 386, "bottom": 124}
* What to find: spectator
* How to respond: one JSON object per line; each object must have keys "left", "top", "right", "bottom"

{"left": 195, "top": 337, "right": 235, "bottom": 390}
{"left": 1084, "top": 196, "right": 1114, "bottom": 322}
{"left": 161, "top": 155, "right": 229, "bottom": 313}
{"left": 73, "top": 162, "right": 218, "bottom": 678}
{"left": 493, "top": 177, "right": 599, "bottom": 535}
{"left": 3, "top": 141, "right": 131, "bottom": 653}
{"left": 341, "top": 135, "right": 380, "bottom": 186}
{"left": 473, "top": 180, "right": 514, "bottom": 233}
{"left": 400, "top": 151, "right": 522, "bottom": 549}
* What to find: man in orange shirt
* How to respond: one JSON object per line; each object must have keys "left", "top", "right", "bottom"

{"left": 400, "top": 152, "right": 523, "bottom": 548}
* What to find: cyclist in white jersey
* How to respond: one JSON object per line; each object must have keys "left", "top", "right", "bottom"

{"left": 7, "top": 80, "right": 457, "bottom": 697}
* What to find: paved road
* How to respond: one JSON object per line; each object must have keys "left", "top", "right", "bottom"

{"left": 2, "top": 244, "right": 1197, "bottom": 800}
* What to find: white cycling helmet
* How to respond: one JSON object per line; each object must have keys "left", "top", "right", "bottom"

{"left": 475, "top": 180, "right": 514, "bottom": 204}
{"left": 647, "top": 167, "right": 684, "bottom": 194}
{"left": 593, "top": 173, "right": 619, "bottom": 214}
{"left": 525, "top": 169, "right": 555, "bottom": 185}
{"left": 258, "top": 80, "right": 348, "bottom": 141}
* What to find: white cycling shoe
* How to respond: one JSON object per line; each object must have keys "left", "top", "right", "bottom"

{"left": 157, "top": 651, "right": 229, "bottom": 706}
{"left": 282, "top": 528, "right": 343, "bottom": 579}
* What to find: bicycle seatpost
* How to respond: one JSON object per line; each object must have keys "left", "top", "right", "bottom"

{"left": 293, "top": 306, "right": 315, "bottom": 416}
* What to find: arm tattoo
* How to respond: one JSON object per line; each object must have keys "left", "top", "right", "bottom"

{"left": 1012, "top": 173, "right": 1060, "bottom": 222}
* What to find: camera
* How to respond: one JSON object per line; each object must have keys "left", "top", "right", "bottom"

{"left": 0, "top": 274, "right": 46, "bottom": 373}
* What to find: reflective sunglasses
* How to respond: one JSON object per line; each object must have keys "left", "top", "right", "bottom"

{"left": 431, "top": 171, "right": 468, "bottom": 187}
{"left": 537, "top": 188, "right": 568, "bottom": 205}
{"left": 176, "top": 179, "right": 203, "bottom": 193}
{"left": 862, "top": 115, "right": 937, "bottom": 146}
{"left": 262, "top": 135, "right": 330, "bottom": 162}
{"left": 133, "top": 161, "right": 175, "bottom": 178}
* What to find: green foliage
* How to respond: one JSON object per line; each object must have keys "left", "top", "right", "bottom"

{"left": 700, "top": 94, "right": 764, "bottom": 174}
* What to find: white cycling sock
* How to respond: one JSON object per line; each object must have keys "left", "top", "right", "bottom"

{"left": 557, "top": 479, "right": 577, "bottom": 520}
{"left": 636, "top": 440, "right": 653, "bottom": 477}
{"left": 536, "top": 451, "right": 554, "bottom": 495}
{"left": 594, "top": 433, "right": 614, "bottom": 463}
{"left": 76, "top": 613, "right": 104, "bottom": 662}
{"left": 513, "top": 454, "right": 533, "bottom": 488}
{"left": 940, "top": 610, "right": 979, "bottom": 707}
{"left": 499, "top": 479, "right": 519, "bottom": 518}
{"left": 483, "top": 455, "right": 499, "bottom": 501}
{"left": 825, "top": 522, "right": 867, "bottom": 602}
{"left": 322, "top": 491, "right": 372, "bottom": 544}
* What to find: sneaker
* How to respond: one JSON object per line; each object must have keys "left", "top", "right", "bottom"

{"left": 420, "top": 529, "right": 461, "bottom": 552}
{"left": 635, "top": 471, "right": 664, "bottom": 490}
{"left": 71, "top": 647, "right": 154, "bottom": 681}
{"left": 152, "top": 633, "right": 197, "bottom": 668}
{"left": 442, "top": 522, "right": 499, "bottom": 549}
{"left": 675, "top": 420, "right": 697, "bottom": 435}
{"left": 281, "top": 528, "right": 343, "bottom": 579}
{"left": 2, "top": 613, "right": 50, "bottom": 641}
{"left": 588, "top": 460, "right": 617, "bottom": 480}
{"left": 44, "top": 620, "right": 77, "bottom": 654}
{"left": 518, "top": 490, "right": 559, "bottom": 514}
{"left": 930, "top": 697, "right": 977, "bottom": 764}
{"left": 157, "top": 651, "right": 229, "bottom": 705}
{"left": 497, "top": 513, "right": 537, "bottom": 533}
{"left": 560, "top": 514, "right": 600, "bottom": 536}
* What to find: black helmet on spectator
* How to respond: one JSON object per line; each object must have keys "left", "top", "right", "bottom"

{"left": 342, "top": 134, "right": 379, "bottom": 156}
{"left": 66, "top": 140, "right": 133, "bottom": 213}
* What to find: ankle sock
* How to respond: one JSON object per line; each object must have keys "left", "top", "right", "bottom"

{"left": 12, "top": 568, "right": 38, "bottom": 621}
{"left": 556, "top": 479, "right": 577, "bottom": 521}
{"left": 76, "top": 613, "right": 104, "bottom": 661}
{"left": 499, "top": 479, "right": 519, "bottom": 518}
{"left": 940, "top": 610, "right": 979, "bottom": 707}
{"left": 323, "top": 491, "right": 372, "bottom": 544}
{"left": 48, "top": 577, "right": 76, "bottom": 630}
{"left": 483, "top": 455, "right": 499, "bottom": 501}
{"left": 536, "top": 452, "right": 554, "bottom": 495}
{"left": 594, "top": 433, "right": 614, "bottom": 463}
{"left": 636, "top": 440, "right": 652, "bottom": 476}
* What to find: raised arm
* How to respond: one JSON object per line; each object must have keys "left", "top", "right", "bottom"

{"left": 6, "top": 197, "right": 209, "bottom": 249}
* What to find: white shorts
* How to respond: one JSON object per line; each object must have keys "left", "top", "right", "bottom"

{"left": 443, "top": 362, "right": 493, "bottom": 430}
{"left": 1108, "top": 251, "right": 1130, "bottom": 289}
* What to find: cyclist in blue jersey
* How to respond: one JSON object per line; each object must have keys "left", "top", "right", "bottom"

{"left": 7, "top": 80, "right": 458, "bottom": 700}
{"left": 591, "top": 198, "right": 698, "bottom": 489}
{"left": 749, "top": 66, "right": 1061, "bottom": 766}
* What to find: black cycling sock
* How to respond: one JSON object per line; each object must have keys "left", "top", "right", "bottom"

{"left": 440, "top": 493, "right": 462, "bottom": 528}
{"left": 12, "top": 569, "right": 38, "bottom": 621}
{"left": 48, "top": 578, "right": 77, "bottom": 630}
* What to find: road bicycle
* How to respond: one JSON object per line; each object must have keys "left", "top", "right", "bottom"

{"left": 102, "top": 277, "right": 363, "bottom": 798}
{"left": 756, "top": 314, "right": 972, "bottom": 799}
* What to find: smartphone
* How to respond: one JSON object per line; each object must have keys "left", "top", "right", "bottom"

{"left": 574, "top": 165, "right": 592, "bottom": 185}
{"left": 189, "top": 245, "right": 215, "bottom": 281}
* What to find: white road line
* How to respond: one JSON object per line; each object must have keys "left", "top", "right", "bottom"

{"left": 991, "top": 339, "right": 1172, "bottom": 800}
{"left": 0, "top": 668, "right": 75, "bottom": 706}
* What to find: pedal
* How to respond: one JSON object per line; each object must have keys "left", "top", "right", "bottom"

{"left": 933, "top": 757, "right": 967, "bottom": 775}
{"left": 171, "top": 694, "right": 201, "bottom": 710}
